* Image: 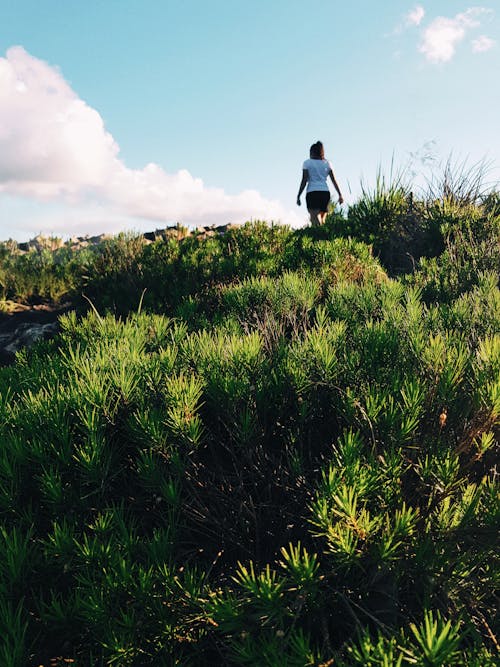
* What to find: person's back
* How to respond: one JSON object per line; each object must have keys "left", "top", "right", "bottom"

{"left": 297, "top": 141, "right": 343, "bottom": 226}
{"left": 302, "top": 158, "right": 332, "bottom": 192}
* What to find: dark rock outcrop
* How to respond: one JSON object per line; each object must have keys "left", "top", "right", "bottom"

{"left": 0, "top": 305, "right": 69, "bottom": 365}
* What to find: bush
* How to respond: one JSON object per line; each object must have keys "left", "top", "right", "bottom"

{"left": 0, "top": 266, "right": 498, "bottom": 663}
{"left": 0, "top": 166, "right": 498, "bottom": 664}
{"left": 329, "top": 170, "right": 441, "bottom": 274}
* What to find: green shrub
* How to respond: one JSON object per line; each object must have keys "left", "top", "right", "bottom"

{"left": 0, "top": 166, "right": 498, "bottom": 665}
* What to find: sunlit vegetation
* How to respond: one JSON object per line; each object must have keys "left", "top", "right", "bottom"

{"left": 0, "top": 168, "right": 498, "bottom": 665}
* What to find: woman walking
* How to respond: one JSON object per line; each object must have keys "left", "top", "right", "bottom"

{"left": 297, "top": 141, "right": 343, "bottom": 226}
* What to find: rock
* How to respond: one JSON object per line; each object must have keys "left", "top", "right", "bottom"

{"left": 0, "top": 306, "right": 69, "bottom": 365}
{"left": 88, "top": 233, "right": 112, "bottom": 244}
{"left": 28, "top": 235, "right": 64, "bottom": 251}
{"left": 162, "top": 226, "right": 188, "bottom": 239}
{"left": 3, "top": 322, "right": 59, "bottom": 356}
{"left": 143, "top": 229, "right": 175, "bottom": 242}
{"left": 0, "top": 301, "right": 30, "bottom": 314}
{"left": 214, "top": 223, "right": 240, "bottom": 234}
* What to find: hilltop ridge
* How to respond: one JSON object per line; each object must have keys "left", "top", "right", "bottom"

{"left": 7, "top": 222, "right": 243, "bottom": 254}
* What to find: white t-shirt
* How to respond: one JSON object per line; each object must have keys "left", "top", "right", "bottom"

{"left": 302, "top": 158, "right": 332, "bottom": 192}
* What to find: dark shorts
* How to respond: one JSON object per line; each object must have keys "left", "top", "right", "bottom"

{"left": 306, "top": 191, "right": 330, "bottom": 212}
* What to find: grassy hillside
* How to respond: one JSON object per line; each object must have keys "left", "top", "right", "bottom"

{"left": 0, "top": 176, "right": 499, "bottom": 665}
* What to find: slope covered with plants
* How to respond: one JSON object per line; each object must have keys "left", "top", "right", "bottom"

{"left": 0, "top": 173, "right": 499, "bottom": 665}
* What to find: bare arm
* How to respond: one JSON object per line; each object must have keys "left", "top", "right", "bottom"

{"left": 329, "top": 169, "right": 344, "bottom": 204}
{"left": 297, "top": 169, "right": 308, "bottom": 205}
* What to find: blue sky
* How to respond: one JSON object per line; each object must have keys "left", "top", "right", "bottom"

{"left": 1, "top": 1, "right": 499, "bottom": 240}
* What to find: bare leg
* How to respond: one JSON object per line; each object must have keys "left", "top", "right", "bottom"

{"left": 308, "top": 209, "right": 321, "bottom": 227}
{"left": 318, "top": 211, "right": 328, "bottom": 225}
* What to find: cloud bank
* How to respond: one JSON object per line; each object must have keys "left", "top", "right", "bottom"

{"left": 0, "top": 47, "right": 299, "bottom": 236}
{"left": 418, "top": 7, "right": 494, "bottom": 63}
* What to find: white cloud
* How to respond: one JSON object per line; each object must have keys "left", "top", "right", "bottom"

{"left": 0, "top": 47, "right": 119, "bottom": 193}
{"left": 471, "top": 34, "right": 496, "bottom": 52}
{"left": 407, "top": 5, "right": 425, "bottom": 27}
{"left": 419, "top": 7, "right": 492, "bottom": 63}
{"left": 392, "top": 5, "right": 425, "bottom": 35}
{"left": 0, "top": 46, "right": 300, "bottom": 235}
